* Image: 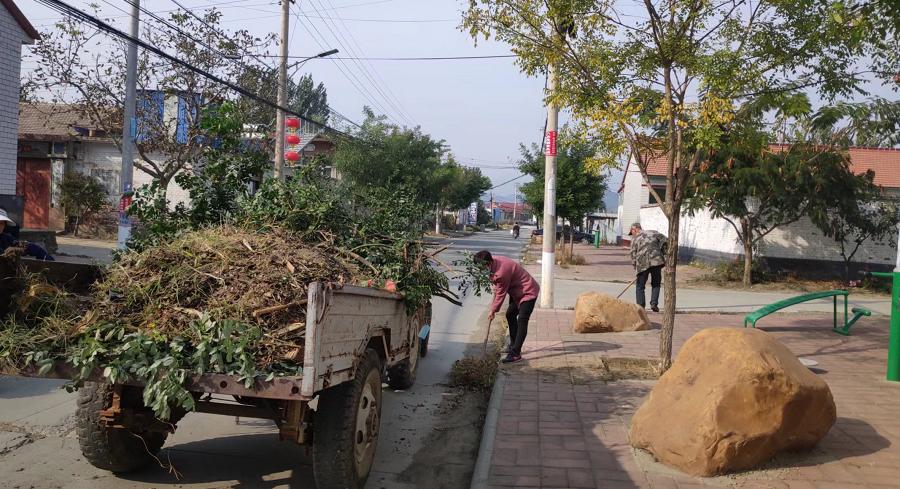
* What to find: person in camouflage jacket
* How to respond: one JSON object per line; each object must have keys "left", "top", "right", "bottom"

{"left": 629, "top": 223, "right": 666, "bottom": 312}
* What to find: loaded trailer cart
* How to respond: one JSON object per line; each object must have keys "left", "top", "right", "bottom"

{"left": 14, "top": 281, "right": 431, "bottom": 489}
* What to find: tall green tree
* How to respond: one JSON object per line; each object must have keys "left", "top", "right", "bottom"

{"left": 463, "top": 0, "right": 890, "bottom": 370}
{"left": 332, "top": 109, "right": 490, "bottom": 234}
{"left": 237, "top": 68, "right": 330, "bottom": 125}
{"left": 332, "top": 109, "right": 444, "bottom": 201}
{"left": 690, "top": 139, "right": 870, "bottom": 287}
{"left": 519, "top": 137, "right": 607, "bottom": 237}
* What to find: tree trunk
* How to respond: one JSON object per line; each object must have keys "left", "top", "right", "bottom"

{"left": 569, "top": 222, "right": 575, "bottom": 256}
{"left": 659, "top": 211, "right": 681, "bottom": 372}
{"left": 434, "top": 204, "right": 441, "bottom": 235}
{"left": 741, "top": 218, "right": 753, "bottom": 288}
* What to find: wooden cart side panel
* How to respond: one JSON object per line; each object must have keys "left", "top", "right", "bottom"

{"left": 305, "top": 285, "right": 418, "bottom": 395}
{"left": 301, "top": 281, "right": 323, "bottom": 397}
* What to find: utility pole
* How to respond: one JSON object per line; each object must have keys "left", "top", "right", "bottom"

{"left": 274, "top": 0, "right": 291, "bottom": 180}
{"left": 540, "top": 64, "right": 558, "bottom": 309}
{"left": 512, "top": 185, "right": 518, "bottom": 223}
{"left": 117, "top": 0, "right": 140, "bottom": 249}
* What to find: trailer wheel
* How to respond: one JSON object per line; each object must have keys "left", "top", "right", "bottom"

{"left": 387, "top": 329, "right": 419, "bottom": 390}
{"left": 76, "top": 383, "right": 173, "bottom": 473}
{"left": 313, "top": 349, "right": 383, "bottom": 489}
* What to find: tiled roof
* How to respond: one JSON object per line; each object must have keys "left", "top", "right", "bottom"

{"left": 621, "top": 144, "right": 900, "bottom": 191}
{"left": 18, "top": 103, "right": 113, "bottom": 140}
{"left": 493, "top": 202, "right": 531, "bottom": 212}
{"left": 769, "top": 144, "right": 900, "bottom": 189}
{"left": 846, "top": 147, "right": 900, "bottom": 188}
{"left": 2, "top": 0, "right": 40, "bottom": 41}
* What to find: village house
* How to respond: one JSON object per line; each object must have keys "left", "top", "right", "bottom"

{"left": 617, "top": 146, "right": 900, "bottom": 274}
{"left": 16, "top": 102, "right": 192, "bottom": 233}
{"left": 0, "top": 0, "right": 39, "bottom": 229}
{"left": 490, "top": 201, "right": 533, "bottom": 224}
{"left": 16, "top": 101, "right": 337, "bottom": 233}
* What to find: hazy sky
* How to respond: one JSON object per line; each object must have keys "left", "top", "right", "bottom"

{"left": 21, "top": 0, "right": 549, "bottom": 202}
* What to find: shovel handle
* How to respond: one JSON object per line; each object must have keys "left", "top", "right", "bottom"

{"left": 616, "top": 277, "right": 638, "bottom": 300}
{"left": 483, "top": 317, "right": 494, "bottom": 352}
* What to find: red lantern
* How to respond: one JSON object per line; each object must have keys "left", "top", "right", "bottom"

{"left": 285, "top": 151, "right": 300, "bottom": 162}
{"left": 285, "top": 134, "right": 301, "bottom": 145}
{"left": 285, "top": 117, "right": 300, "bottom": 128}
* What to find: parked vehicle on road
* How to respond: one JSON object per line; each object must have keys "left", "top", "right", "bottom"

{"left": 530, "top": 226, "right": 593, "bottom": 243}
{"left": 15, "top": 281, "right": 431, "bottom": 489}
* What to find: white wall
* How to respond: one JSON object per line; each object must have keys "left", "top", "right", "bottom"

{"left": 639, "top": 198, "right": 899, "bottom": 267}
{"left": 76, "top": 141, "right": 191, "bottom": 206}
{"left": 0, "top": 6, "right": 29, "bottom": 196}
{"left": 616, "top": 158, "right": 644, "bottom": 237}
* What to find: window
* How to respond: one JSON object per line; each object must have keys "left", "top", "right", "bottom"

{"left": 648, "top": 186, "right": 667, "bottom": 205}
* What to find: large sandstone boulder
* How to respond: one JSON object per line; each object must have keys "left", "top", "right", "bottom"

{"left": 573, "top": 291, "right": 650, "bottom": 333}
{"left": 629, "top": 328, "right": 836, "bottom": 476}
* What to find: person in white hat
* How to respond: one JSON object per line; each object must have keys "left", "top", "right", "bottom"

{"left": 0, "top": 209, "right": 54, "bottom": 261}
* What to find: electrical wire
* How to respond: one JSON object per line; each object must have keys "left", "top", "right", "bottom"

{"left": 303, "top": 0, "right": 414, "bottom": 126}
{"left": 315, "top": 0, "right": 418, "bottom": 127}
{"left": 252, "top": 54, "right": 517, "bottom": 61}
{"left": 290, "top": 4, "right": 401, "bottom": 125}
{"left": 34, "top": 0, "right": 353, "bottom": 139}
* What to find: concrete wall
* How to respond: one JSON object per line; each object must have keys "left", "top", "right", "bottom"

{"left": 640, "top": 201, "right": 899, "bottom": 272}
{"left": 0, "top": 6, "right": 29, "bottom": 196}
{"left": 616, "top": 158, "right": 644, "bottom": 237}
{"left": 75, "top": 141, "right": 190, "bottom": 206}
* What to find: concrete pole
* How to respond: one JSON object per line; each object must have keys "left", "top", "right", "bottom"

{"left": 540, "top": 64, "right": 558, "bottom": 309}
{"left": 117, "top": 0, "right": 140, "bottom": 250}
{"left": 274, "top": 0, "right": 291, "bottom": 180}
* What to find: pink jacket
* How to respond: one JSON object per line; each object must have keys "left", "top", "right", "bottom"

{"left": 489, "top": 255, "right": 540, "bottom": 313}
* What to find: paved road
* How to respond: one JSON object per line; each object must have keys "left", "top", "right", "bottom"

{"left": 0, "top": 230, "right": 524, "bottom": 489}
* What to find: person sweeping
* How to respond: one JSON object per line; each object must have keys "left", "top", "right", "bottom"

{"left": 629, "top": 223, "right": 665, "bottom": 312}
{"left": 475, "top": 250, "right": 539, "bottom": 364}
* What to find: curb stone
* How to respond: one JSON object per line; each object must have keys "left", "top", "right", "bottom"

{"left": 469, "top": 370, "right": 506, "bottom": 489}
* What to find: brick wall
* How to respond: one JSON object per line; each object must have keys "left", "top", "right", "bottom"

{"left": 640, "top": 198, "right": 900, "bottom": 270}
{"left": 0, "top": 7, "right": 29, "bottom": 196}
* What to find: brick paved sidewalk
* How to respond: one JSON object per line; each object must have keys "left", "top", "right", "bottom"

{"left": 483, "top": 310, "right": 900, "bottom": 489}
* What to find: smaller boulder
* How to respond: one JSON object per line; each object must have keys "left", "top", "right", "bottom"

{"left": 573, "top": 291, "right": 650, "bottom": 333}
{"left": 629, "top": 328, "right": 836, "bottom": 476}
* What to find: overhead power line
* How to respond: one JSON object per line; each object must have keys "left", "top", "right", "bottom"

{"left": 252, "top": 54, "right": 518, "bottom": 61}
{"left": 311, "top": 0, "right": 417, "bottom": 127}
{"left": 34, "top": 0, "right": 353, "bottom": 139}
{"left": 291, "top": 3, "right": 402, "bottom": 126}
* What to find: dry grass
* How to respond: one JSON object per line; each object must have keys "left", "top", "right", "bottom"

{"left": 94, "top": 226, "right": 358, "bottom": 334}
{"left": 449, "top": 353, "right": 499, "bottom": 392}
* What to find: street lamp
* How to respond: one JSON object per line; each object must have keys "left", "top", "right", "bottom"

{"left": 288, "top": 48, "right": 339, "bottom": 73}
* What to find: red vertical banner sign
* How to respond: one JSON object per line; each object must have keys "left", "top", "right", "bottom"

{"left": 544, "top": 130, "right": 557, "bottom": 156}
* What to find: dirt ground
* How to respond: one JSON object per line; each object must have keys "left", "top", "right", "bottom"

{"left": 395, "top": 314, "right": 502, "bottom": 489}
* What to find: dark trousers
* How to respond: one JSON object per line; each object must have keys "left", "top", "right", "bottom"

{"left": 505, "top": 299, "right": 536, "bottom": 356}
{"left": 636, "top": 265, "right": 663, "bottom": 308}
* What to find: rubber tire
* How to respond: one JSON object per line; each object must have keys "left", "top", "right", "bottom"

{"left": 75, "top": 382, "right": 170, "bottom": 473}
{"left": 387, "top": 330, "right": 419, "bottom": 390}
{"left": 313, "top": 349, "right": 383, "bottom": 489}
